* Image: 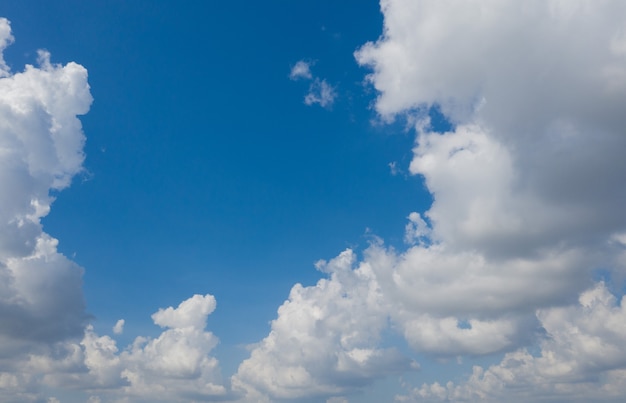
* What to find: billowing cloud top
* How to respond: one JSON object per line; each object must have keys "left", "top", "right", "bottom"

{"left": 0, "top": 15, "right": 93, "bottom": 402}
{"left": 234, "top": 1, "right": 626, "bottom": 401}
{"left": 0, "top": 16, "right": 91, "bottom": 347}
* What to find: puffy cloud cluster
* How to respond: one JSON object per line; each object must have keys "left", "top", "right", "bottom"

{"left": 232, "top": 250, "right": 416, "bottom": 401}
{"left": 289, "top": 59, "right": 337, "bottom": 108}
{"left": 0, "top": 20, "right": 227, "bottom": 402}
{"left": 22, "top": 294, "right": 226, "bottom": 402}
{"left": 0, "top": 15, "right": 91, "bottom": 400}
{"left": 235, "top": 0, "right": 626, "bottom": 401}
{"left": 81, "top": 294, "right": 226, "bottom": 401}
{"left": 5, "top": 0, "right": 626, "bottom": 400}
{"left": 356, "top": 0, "right": 626, "bottom": 259}
{"left": 397, "top": 283, "right": 626, "bottom": 402}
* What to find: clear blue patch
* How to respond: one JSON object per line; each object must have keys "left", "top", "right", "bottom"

{"left": 456, "top": 319, "right": 472, "bottom": 329}
{"left": 428, "top": 104, "right": 455, "bottom": 133}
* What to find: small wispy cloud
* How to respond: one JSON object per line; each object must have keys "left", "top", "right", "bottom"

{"left": 112, "top": 319, "right": 125, "bottom": 335}
{"left": 388, "top": 161, "right": 399, "bottom": 176}
{"left": 290, "top": 59, "right": 337, "bottom": 108}
{"left": 289, "top": 60, "right": 313, "bottom": 80}
{"left": 304, "top": 78, "right": 336, "bottom": 108}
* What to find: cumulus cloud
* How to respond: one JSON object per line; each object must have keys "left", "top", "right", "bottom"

{"left": 237, "top": 1, "right": 626, "bottom": 401}
{"left": 27, "top": 294, "right": 227, "bottom": 402}
{"left": 0, "top": 19, "right": 227, "bottom": 402}
{"left": 232, "top": 249, "right": 416, "bottom": 401}
{"left": 0, "top": 16, "right": 92, "bottom": 400}
{"left": 356, "top": 0, "right": 626, "bottom": 259}
{"left": 351, "top": 0, "right": 626, "bottom": 399}
{"left": 397, "top": 283, "right": 626, "bottom": 402}
{"left": 5, "top": 0, "right": 626, "bottom": 400}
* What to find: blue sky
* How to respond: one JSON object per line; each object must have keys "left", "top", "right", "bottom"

{"left": 2, "top": 1, "right": 626, "bottom": 402}
{"left": 7, "top": 0, "right": 419, "bottom": 333}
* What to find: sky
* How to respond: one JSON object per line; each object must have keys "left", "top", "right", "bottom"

{"left": 1, "top": 0, "right": 626, "bottom": 402}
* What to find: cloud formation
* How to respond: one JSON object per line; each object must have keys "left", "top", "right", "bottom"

{"left": 0, "top": 19, "right": 227, "bottom": 403}
{"left": 290, "top": 59, "right": 337, "bottom": 108}
{"left": 303, "top": 78, "right": 337, "bottom": 108}
{"left": 23, "top": 294, "right": 226, "bottom": 402}
{"left": 5, "top": 0, "right": 626, "bottom": 400}
{"left": 0, "top": 16, "right": 92, "bottom": 401}
{"left": 237, "top": 1, "right": 626, "bottom": 401}
{"left": 232, "top": 250, "right": 416, "bottom": 401}
{"left": 289, "top": 60, "right": 313, "bottom": 81}
{"left": 397, "top": 283, "right": 626, "bottom": 402}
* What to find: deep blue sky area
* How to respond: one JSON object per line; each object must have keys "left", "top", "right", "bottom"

{"left": 1, "top": 0, "right": 430, "bottom": 362}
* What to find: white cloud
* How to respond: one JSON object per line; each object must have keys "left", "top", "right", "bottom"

{"left": 349, "top": 0, "right": 626, "bottom": 399}
{"left": 0, "top": 20, "right": 226, "bottom": 402}
{"left": 354, "top": 1, "right": 626, "bottom": 261}
{"left": 5, "top": 0, "right": 626, "bottom": 400}
{"left": 232, "top": 249, "right": 416, "bottom": 401}
{"left": 290, "top": 60, "right": 313, "bottom": 80}
{"left": 112, "top": 319, "right": 125, "bottom": 335}
{"left": 388, "top": 161, "right": 399, "bottom": 176}
{"left": 304, "top": 78, "right": 337, "bottom": 108}
{"left": 152, "top": 293, "right": 216, "bottom": 329}
{"left": 397, "top": 283, "right": 626, "bottom": 402}
{"left": 0, "top": 16, "right": 92, "bottom": 400}
{"left": 404, "top": 212, "right": 429, "bottom": 245}
{"left": 0, "top": 17, "right": 13, "bottom": 76}
{"left": 27, "top": 294, "right": 227, "bottom": 402}
{"left": 289, "top": 59, "right": 338, "bottom": 108}
{"left": 236, "top": 0, "right": 626, "bottom": 401}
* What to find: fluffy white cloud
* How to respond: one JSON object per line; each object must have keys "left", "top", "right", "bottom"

{"left": 356, "top": 0, "right": 626, "bottom": 124}
{"left": 5, "top": 0, "right": 626, "bottom": 400}
{"left": 0, "top": 16, "right": 92, "bottom": 400}
{"left": 397, "top": 283, "right": 626, "bottom": 402}
{"left": 28, "top": 294, "right": 227, "bottom": 402}
{"left": 356, "top": 0, "right": 626, "bottom": 259}
{"left": 350, "top": 0, "right": 626, "bottom": 400}
{"left": 112, "top": 319, "right": 125, "bottom": 335}
{"left": 0, "top": 20, "right": 226, "bottom": 402}
{"left": 232, "top": 249, "right": 416, "bottom": 401}
{"left": 236, "top": 1, "right": 626, "bottom": 401}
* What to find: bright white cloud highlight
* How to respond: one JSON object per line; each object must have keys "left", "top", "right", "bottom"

{"left": 232, "top": 249, "right": 416, "bottom": 401}
{"left": 27, "top": 295, "right": 226, "bottom": 402}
